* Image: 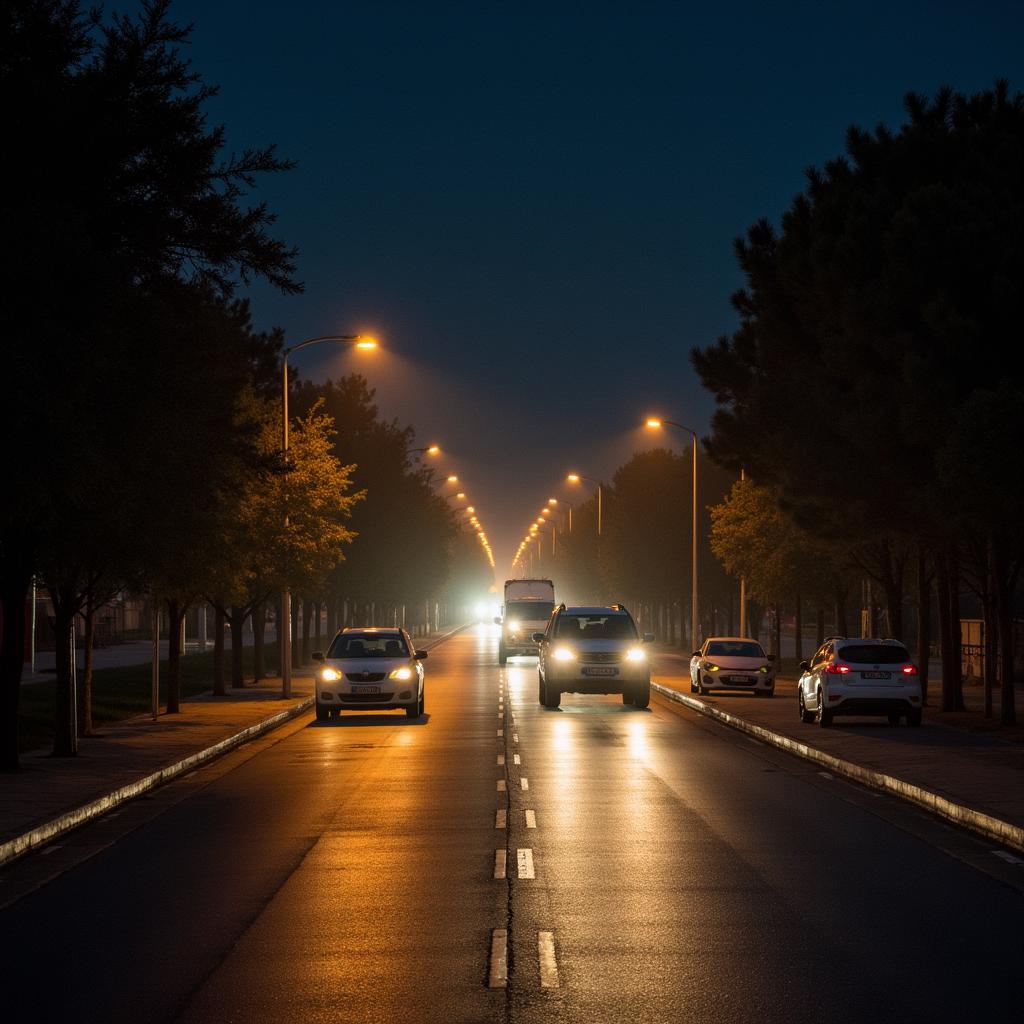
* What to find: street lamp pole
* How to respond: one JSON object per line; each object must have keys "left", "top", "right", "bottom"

{"left": 646, "top": 418, "right": 699, "bottom": 652}
{"left": 281, "top": 334, "right": 376, "bottom": 698}
{"left": 567, "top": 474, "right": 602, "bottom": 535}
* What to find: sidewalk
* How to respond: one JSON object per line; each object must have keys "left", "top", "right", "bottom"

{"left": 0, "top": 625, "right": 465, "bottom": 866}
{"left": 651, "top": 647, "right": 1024, "bottom": 839}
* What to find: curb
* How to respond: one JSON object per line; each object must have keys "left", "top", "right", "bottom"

{"left": 651, "top": 681, "right": 1024, "bottom": 855}
{"left": 1, "top": 623, "right": 471, "bottom": 869}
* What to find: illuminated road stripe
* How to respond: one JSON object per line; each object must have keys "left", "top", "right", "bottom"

{"left": 489, "top": 929, "right": 508, "bottom": 988}
{"left": 497, "top": 729, "right": 503, "bottom": 737}
{"left": 992, "top": 850, "right": 1023, "bottom": 865}
{"left": 497, "top": 754, "right": 505, "bottom": 765}
{"left": 521, "top": 777, "right": 529, "bottom": 790}
{"left": 513, "top": 753, "right": 521, "bottom": 765}
{"left": 818, "top": 771, "right": 833, "bottom": 780}
{"left": 513, "top": 733, "right": 519, "bottom": 743}
{"left": 494, "top": 850, "right": 507, "bottom": 879}
{"left": 517, "top": 848, "right": 535, "bottom": 879}
{"left": 496, "top": 809, "right": 507, "bottom": 829}
{"left": 40, "top": 845, "right": 63, "bottom": 856}
{"left": 497, "top": 779, "right": 506, "bottom": 792}
{"left": 525, "top": 810, "right": 537, "bottom": 829}
{"left": 538, "top": 931, "right": 560, "bottom": 987}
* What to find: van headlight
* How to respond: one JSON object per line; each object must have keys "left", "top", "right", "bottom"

{"left": 625, "top": 647, "right": 646, "bottom": 662}
{"left": 552, "top": 647, "right": 576, "bottom": 662}
{"left": 508, "top": 619, "right": 522, "bottom": 632}
{"left": 320, "top": 668, "right": 341, "bottom": 682}
{"left": 390, "top": 666, "right": 414, "bottom": 681}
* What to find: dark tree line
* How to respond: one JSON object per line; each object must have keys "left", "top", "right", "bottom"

{"left": 691, "top": 83, "right": 1024, "bottom": 723}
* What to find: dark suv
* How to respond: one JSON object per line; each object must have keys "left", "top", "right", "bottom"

{"left": 534, "top": 604, "right": 654, "bottom": 709}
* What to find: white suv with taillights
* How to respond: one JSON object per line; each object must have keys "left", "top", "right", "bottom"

{"left": 534, "top": 604, "right": 654, "bottom": 709}
{"left": 313, "top": 628, "right": 427, "bottom": 720}
{"left": 797, "top": 637, "right": 922, "bottom": 727}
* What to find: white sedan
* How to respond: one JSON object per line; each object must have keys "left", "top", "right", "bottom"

{"left": 313, "top": 627, "right": 427, "bottom": 720}
{"left": 689, "top": 637, "right": 775, "bottom": 697}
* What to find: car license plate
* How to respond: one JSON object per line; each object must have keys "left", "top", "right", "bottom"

{"left": 728, "top": 675, "right": 751, "bottom": 683}
{"left": 582, "top": 667, "right": 618, "bottom": 676}
{"left": 861, "top": 671, "right": 891, "bottom": 680}
{"left": 351, "top": 685, "right": 381, "bottom": 694}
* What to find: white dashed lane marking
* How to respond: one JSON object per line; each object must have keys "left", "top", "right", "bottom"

{"left": 992, "top": 850, "right": 1023, "bottom": 865}
{"left": 497, "top": 754, "right": 505, "bottom": 765}
{"left": 489, "top": 929, "right": 508, "bottom": 988}
{"left": 538, "top": 931, "right": 560, "bottom": 988}
{"left": 517, "top": 848, "right": 535, "bottom": 879}
{"left": 40, "top": 845, "right": 63, "bottom": 856}
{"left": 497, "top": 779, "right": 506, "bottom": 792}
{"left": 494, "top": 850, "right": 507, "bottom": 879}
{"left": 496, "top": 809, "right": 507, "bottom": 829}
{"left": 513, "top": 753, "right": 521, "bottom": 765}
{"left": 497, "top": 729, "right": 503, "bottom": 737}
{"left": 513, "top": 733, "right": 519, "bottom": 743}
{"left": 521, "top": 778, "right": 529, "bottom": 790}
{"left": 525, "top": 810, "right": 537, "bottom": 829}
{"left": 818, "top": 771, "right": 833, "bottom": 780}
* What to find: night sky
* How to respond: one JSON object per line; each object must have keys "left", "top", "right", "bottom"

{"left": 170, "top": 0, "right": 1022, "bottom": 574}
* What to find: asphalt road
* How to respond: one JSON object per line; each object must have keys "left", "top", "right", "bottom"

{"left": 2, "top": 624, "right": 1021, "bottom": 1023}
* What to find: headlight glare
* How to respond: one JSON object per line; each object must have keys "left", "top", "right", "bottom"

{"left": 390, "top": 666, "right": 414, "bottom": 681}
{"left": 625, "top": 647, "right": 646, "bottom": 662}
{"left": 508, "top": 619, "right": 522, "bottom": 632}
{"left": 552, "top": 647, "right": 576, "bottom": 662}
{"left": 320, "top": 667, "right": 341, "bottom": 682}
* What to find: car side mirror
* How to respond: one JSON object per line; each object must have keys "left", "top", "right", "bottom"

{"left": 799, "top": 660, "right": 810, "bottom": 672}
{"left": 414, "top": 650, "right": 428, "bottom": 660}
{"left": 532, "top": 632, "right": 546, "bottom": 644}
{"left": 691, "top": 650, "right": 701, "bottom": 658}
{"left": 312, "top": 651, "right": 324, "bottom": 663}
{"left": 493, "top": 616, "right": 503, "bottom": 626}
{"left": 643, "top": 633, "right": 655, "bottom": 643}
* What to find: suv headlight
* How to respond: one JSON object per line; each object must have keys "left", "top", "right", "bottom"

{"left": 625, "top": 647, "right": 646, "bottom": 662}
{"left": 389, "top": 666, "right": 414, "bottom": 681}
{"left": 552, "top": 647, "right": 576, "bottom": 662}
{"left": 320, "top": 668, "right": 341, "bottom": 682}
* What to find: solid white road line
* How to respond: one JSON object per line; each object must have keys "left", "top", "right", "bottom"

{"left": 497, "top": 779, "right": 506, "bottom": 792}
{"left": 525, "top": 810, "right": 537, "bottom": 829}
{"left": 991, "top": 850, "right": 1023, "bottom": 865}
{"left": 517, "top": 848, "right": 535, "bottom": 879}
{"left": 40, "top": 845, "right": 63, "bottom": 856}
{"left": 818, "top": 771, "right": 833, "bottom": 779}
{"left": 496, "top": 809, "right": 507, "bottom": 829}
{"left": 489, "top": 929, "right": 508, "bottom": 988}
{"left": 513, "top": 753, "right": 521, "bottom": 765}
{"left": 521, "top": 777, "right": 529, "bottom": 790}
{"left": 497, "top": 754, "right": 505, "bottom": 765}
{"left": 538, "top": 931, "right": 560, "bottom": 988}
{"left": 494, "top": 850, "right": 507, "bottom": 879}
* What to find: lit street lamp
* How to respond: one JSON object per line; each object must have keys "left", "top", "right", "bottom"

{"left": 566, "top": 473, "right": 602, "bottom": 535}
{"left": 645, "top": 416, "right": 699, "bottom": 652}
{"left": 281, "top": 334, "right": 377, "bottom": 697}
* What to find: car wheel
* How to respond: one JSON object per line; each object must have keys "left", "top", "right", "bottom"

{"left": 907, "top": 710, "right": 922, "bottom": 727}
{"left": 690, "top": 673, "right": 697, "bottom": 694}
{"left": 538, "top": 672, "right": 545, "bottom": 704}
{"left": 697, "top": 676, "right": 707, "bottom": 696}
{"left": 543, "top": 684, "right": 560, "bottom": 709}
{"left": 765, "top": 688, "right": 774, "bottom": 698}
{"left": 498, "top": 642, "right": 507, "bottom": 667}
{"left": 418, "top": 689, "right": 425, "bottom": 717}
{"left": 815, "top": 689, "right": 833, "bottom": 727}
{"left": 622, "top": 692, "right": 634, "bottom": 705}
{"left": 633, "top": 681, "right": 650, "bottom": 709}
{"left": 316, "top": 704, "right": 329, "bottom": 721}
{"left": 406, "top": 699, "right": 420, "bottom": 719}
{"left": 888, "top": 712, "right": 901, "bottom": 726}
{"left": 799, "top": 690, "right": 814, "bottom": 723}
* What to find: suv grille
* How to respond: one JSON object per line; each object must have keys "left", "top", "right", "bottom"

{"left": 579, "top": 652, "right": 621, "bottom": 664}
{"left": 341, "top": 692, "right": 394, "bottom": 702}
{"left": 346, "top": 672, "right": 386, "bottom": 682}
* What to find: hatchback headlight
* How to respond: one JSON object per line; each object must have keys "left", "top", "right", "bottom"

{"left": 703, "top": 661, "right": 719, "bottom": 672}
{"left": 389, "top": 666, "right": 414, "bottom": 681}
{"left": 759, "top": 665, "right": 770, "bottom": 674}
{"left": 625, "top": 647, "right": 646, "bottom": 662}
{"left": 320, "top": 667, "right": 341, "bottom": 682}
{"left": 552, "top": 647, "right": 576, "bottom": 662}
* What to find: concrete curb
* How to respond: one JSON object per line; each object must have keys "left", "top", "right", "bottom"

{"left": 1, "top": 623, "right": 471, "bottom": 869}
{"left": 651, "top": 681, "right": 1024, "bottom": 855}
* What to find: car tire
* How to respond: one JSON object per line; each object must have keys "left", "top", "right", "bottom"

{"left": 697, "top": 677, "right": 707, "bottom": 696}
{"left": 690, "top": 674, "right": 698, "bottom": 694}
{"left": 543, "top": 683, "right": 560, "bottom": 709}
{"left": 418, "top": 689, "right": 425, "bottom": 717}
{"left": 498, "top": 642, "right": 507, "bottom": 667}
{"left": 622, "top": 692, "right": 633, "bottom": 705}
{"left": 816, "top": 689, "right": 833, "bottom": 727}
{"left": 633, "top": 682, "right": 650, "bottom": 709}
{"left": 406, "top": 698, "right": 420, "bottom": 719}
{"left": 316, "top": 704, "right": 329, "bottom": 721}
{"left": 907, "top": 710, "right": 922, "bottom": 727}
{"left": 799, "top": 690, "right": 814, "bottom": 723}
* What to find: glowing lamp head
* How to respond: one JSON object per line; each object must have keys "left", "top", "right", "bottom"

{"left": 645, "top": 417, "right": 663, "bottom": 429}
{"left": 456, "top": 492, "right": 466, "bottom": 499}
{"left": 567, "top": 473, "right": 580, "bottom": 483}
{"left": 355, "top": 336, "right": 378, "bottom": 350}
{"left": 447, "top": 475, "right": 458, "bottom": 483}
{"left": 426, "top": 444, "right": 441, "bottom": 456}
{"left": 548, "top": 498, "right": 558, "bottom": 505}
{"left": 466, "top": 506, "right": 475, "bottom": 513}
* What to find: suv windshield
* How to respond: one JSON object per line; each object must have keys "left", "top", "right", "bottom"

{"left": 555, "top": 614, "right": 637, "bottom": 640}
{"left": 705, "top": 640, "right": 765, "bottom": 658}
{"left": 506, "top": 601, "right": 554, "bottom": 622}
{"left": 328, "top": 633, "right": 409, "bottom": 659}
{"left": 836, "top": 644, "right": 910, "bottom": 665}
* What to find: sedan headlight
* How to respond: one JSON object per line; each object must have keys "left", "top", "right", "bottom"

{"left": 625, "top": 647, "right": 646, "bottom": 662}
{"left": 703, "top": 661, "right": 719, "bottom": 672}
{"left": 759, "top": 665, "right": 770, "bottom": 674}
{"left": 552, "top": 647, "right": 576, "bottom": 662}
{"left": 389, "top": 666, "right": 414, "bottom": 681}
{"left": 320, "top": 667, "right": 341, "bottom": 682}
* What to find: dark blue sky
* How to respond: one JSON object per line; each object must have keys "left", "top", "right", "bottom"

{"left": 170, "top": 0, "right": 1022, "bottom": 573}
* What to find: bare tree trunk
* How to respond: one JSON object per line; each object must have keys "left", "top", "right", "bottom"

{"left": 816, "top": 603, "right": 825, "bottom": 647}
{"left": 253, "top": 601, "right": 265, "bottom": 681}
{"left": 994, "top": 536, "right": 1018, "bottom": 726}
{"left": 0, "top": 555, "right": 32, "bottom": 769}
{"left": 50, "top": 587, "right": 77, "bottom": 757}
{"left": 213, "top": 603, "right": 226, "bottom": 696}
{"left": 314, "top": 600, "right": 323, "bottom": 652}
{"left": 936, "top": 552, "right": 957, "bottom": 712}
{"left": 794, "top": 593, "right": 803, "bottom": 667}
{"left": 916, "top": 549, "right": 931, "bottom": 707}
{"left": 290, "top": 598, "right": 300, "bottom": 669}
{"left": 79, "top": 592, "right": 95, "bottom": 736}
{"left": 230, "top": 605, "right": 245, "bottom": 687}
{"left": 301, "top": 597, "right": 312, "bottom": 665}
{"left": 772, "top": 603, "right": 781, "bottom": 660}
{"left": 948, "top": 544, "right": 964, "bottom": 710}
{"left": 165, "top": 597, "right": 185, "bottom": 714}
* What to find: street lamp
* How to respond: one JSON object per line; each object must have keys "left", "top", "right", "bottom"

{"left": 567, "top": 473, "right": 602, "bottom": 535}
{"left": 645, "top": 416, "right": 700, "bottom": 652}
{"left": 281, "top": 334, "right": 377, "bottom": 697}
{"left": 412, "top": 444, "right": 442, "bottom": 457}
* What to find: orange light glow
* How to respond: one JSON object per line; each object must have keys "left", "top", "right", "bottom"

{"left": 447, "top": 475, "right": 458, "bottom": 483}
{"left": 548, "top": 498, "right": 558, "bottom": 505}
{"left": 355, "top": 336, "right": 379, "bottom": 350}
{"left": 567, "top": 473, "right": 580, "bottom": 483}
{"left": 645, "top": 417, "right": 663, "bottom": 428}
{"left": 426, "top": 444, "right": 441, "bottom": 455}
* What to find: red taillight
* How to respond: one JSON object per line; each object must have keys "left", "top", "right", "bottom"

{"left": 824, "top": 662, "right": 851, "bottom": 674}
{"left": 901, "top": 664, "right": 918, "bottom": 675}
